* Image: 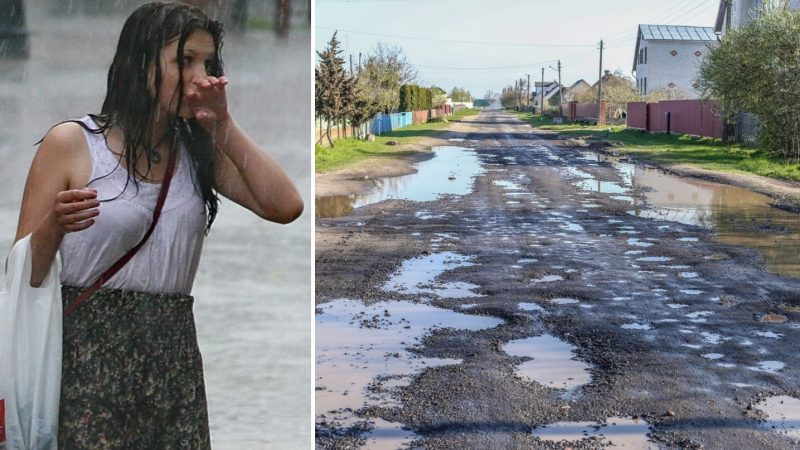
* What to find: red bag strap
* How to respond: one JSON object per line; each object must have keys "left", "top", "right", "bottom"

{"left": 64, "top": 147, "right": 178, "bottom": 317}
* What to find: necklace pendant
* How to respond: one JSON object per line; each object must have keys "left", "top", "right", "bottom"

{"left": 149, "top": 149, "right": 162, "bottom": 164}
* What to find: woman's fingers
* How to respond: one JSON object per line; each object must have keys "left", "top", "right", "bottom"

{"left": 56, "top": 189, "right": 96, "bottom": 204}
{"left": 54, "top": 189, "right": 100, "bottom": 233}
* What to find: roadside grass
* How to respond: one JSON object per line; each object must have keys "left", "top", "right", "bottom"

{"left": 512, "top": 111, "right": 800, "bottom": 183}
{"left": 315, "top": 108, "right": 480, "bottom": 173}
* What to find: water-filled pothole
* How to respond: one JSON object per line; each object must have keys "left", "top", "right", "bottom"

{"left": 316, "top": 299, "right": 503, "bottom": 439}
{"left": 383, "top": 252, "right": 483, "bottom": 298}
{"left": 503, "top": 335, "right": 591, "bottom": 389}
{"left": 532, "top": 416, "right": 658, "bottom": 449}
{"left": 316, "top": 146, "right": 485, "bottom": 218}
{"left": 753, "top": 395, "right": 800, "bottom": 439}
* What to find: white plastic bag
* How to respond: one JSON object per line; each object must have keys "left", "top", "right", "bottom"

{"left": 0, "top": 235, "right": 62, "bottom": 450}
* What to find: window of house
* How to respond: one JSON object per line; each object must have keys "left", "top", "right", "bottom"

{"left": 644, "top": 77, "right": 647, "bottom": 95}
{"left": 644, "top": 47, "right": 647, "bottom": 63}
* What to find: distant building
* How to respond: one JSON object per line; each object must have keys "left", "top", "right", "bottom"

{"left": 631, "top": 24, "right": 717, "bottom": 99}
{"left": 715, "top": 0, "right": 800, "bottom": 37}
{"left": 531, "top": 81, "right": 561, "bottom": 110}
{"left": 564, "top": 79, "right": 591, "bottom": 102}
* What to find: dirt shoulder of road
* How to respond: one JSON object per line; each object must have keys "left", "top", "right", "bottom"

{"left": 315, "top": 117, "right": 481, "bottom": 198}
{"left": 538, "top": 128, "right": 800, "bottom": 213}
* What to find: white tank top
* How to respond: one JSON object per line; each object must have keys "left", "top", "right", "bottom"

{"left": 59, "top": 116, "right": 207, "bottom": 294}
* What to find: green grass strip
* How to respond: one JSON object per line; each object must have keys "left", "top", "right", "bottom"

{"left": 315, "top": 109, "right": 479, "bottom": 173}
{"left": 512, "top": 111, "right": 800, "bottom": 183}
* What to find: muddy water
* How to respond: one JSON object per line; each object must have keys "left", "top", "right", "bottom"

{"left": 574, "top": 152, "right": 800, "bottom": 278}
{"left": 316, "top": 146, "right": 484, "bottom": 218}
{"left": 532, "top": 417, "right": 659, "bottom": 449}
{"left": 315, "top": 299, "right": 504, "bottom": 446}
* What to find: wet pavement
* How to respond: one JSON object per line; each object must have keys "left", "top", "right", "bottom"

{"left": 0, "top": 5, "right": 310, "bottom": 449}
{"left": 315, "top": 111, "right": 800, "bottom": 449}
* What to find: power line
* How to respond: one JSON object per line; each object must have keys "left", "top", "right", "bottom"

{"left": 315, "top": 26, "right": 595, "bottom": 48}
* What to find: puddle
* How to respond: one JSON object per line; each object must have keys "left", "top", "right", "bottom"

{"left": 749, "top": 361, "right": 785, "bottom": 373}
{"left": 550, "top": 298, "right": 581, "bottom": 305}
{"left": 503, "top": 335, "right": 591, "bottom": 389}
{"left": 532, "top": 417, "right": 657, "bottom": 449}
{"left": 383, "top": 252, "right": 483, "bottom": 298}
{"left": 316, "top": 146, "right": 484, "bottom": 218}
{"left": 637, "top": 256, "right": 672, "bottom": 262}
{"left": 316, "top": 299, "right": 503, "bottom": 433}
{"left": 533, "top": 275, "right": 564, "bottom": 283}
{"left": 754, "top": 331, "right": 784, "bottom": 339}
{"left": 619, "top": 159, "right": 800, "bottom": 278}
{"left": 680, "top": 289, "right": 704, "bottom": 295}
{"left": 753, "top": 395, "right": 800, "bottom": 439}
{"left": 702, "top": 353, "right": 725, "bottom": 360}
{"left": 518, "top": 302, "right": 546, "bottom": 312}
{"left": 362, "top": 417, "right": 417, "bottom": 449}
{"left": 760, "top": 314, "right": 788, "bottom": 323}
{"left": 627, "top": 238, "right": 654, "bottom": 247}
{"left": 679, "top": 272, "right": 699, "bottom": 278}
{"left": 493, "top": 179, "right": 524, "bottom": 191}
{"left": 621, "top": 323, "right": 652, "bottom": 330}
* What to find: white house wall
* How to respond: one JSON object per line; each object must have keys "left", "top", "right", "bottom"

{"left": 634, "top": 40, "right": 712, "bottom": 98}
{"left": 726, "top": 0, "right": 800, "bottom": 33}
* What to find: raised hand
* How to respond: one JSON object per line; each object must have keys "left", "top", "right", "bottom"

{"left": 185, "top": 75, "right": 230, "bottom": 134}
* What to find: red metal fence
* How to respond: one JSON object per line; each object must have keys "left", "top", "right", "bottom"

{"left": 626, "top": 100, "right": 723, "bottom": 139}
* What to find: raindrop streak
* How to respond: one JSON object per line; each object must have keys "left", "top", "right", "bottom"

{"left": 503, "top": 335, "right": 591, "bottom": 389}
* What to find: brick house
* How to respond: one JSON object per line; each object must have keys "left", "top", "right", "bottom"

{"left": 631, "top": 24, "right": 716, "bottom": 99}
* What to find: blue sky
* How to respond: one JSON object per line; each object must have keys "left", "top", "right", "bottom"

{"left": 315, "top": 0, "right": 721, "bottom": 97}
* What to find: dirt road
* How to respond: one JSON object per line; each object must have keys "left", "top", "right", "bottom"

{"left": 315, "top": 111, "right": 800, "bottom": 449}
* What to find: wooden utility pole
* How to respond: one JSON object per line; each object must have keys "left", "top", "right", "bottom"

{"left": 540, "top": 67, "right": 545, "bottom": 116}
{"left": 526, "top": 73, "right": 531, "bottom": 110}
{"left": 557, "top": 60, "right": 563, "bottom": 117}
{"left": 349, "top": 54, "right": 353, "bottom": 75}
{"left": 597, "top": 39, "right": 604, "bottom": 123}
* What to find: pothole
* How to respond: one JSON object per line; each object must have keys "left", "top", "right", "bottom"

{"left": 503, "top": 335, "right": 591, "bottom": 389}
{"left": 753, "top": 395, "right": 800, "bottom": 439}
{"left": 383, "top": 252, "right": 483, "bottom": 298}
{"left": 316, "top": 299, "right": 503, "bottom": 438}
{"left": 532, "top": 417, "right": 658, "bottom": 449}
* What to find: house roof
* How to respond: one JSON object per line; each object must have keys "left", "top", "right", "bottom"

{"left": 633, "top": 24, "right": 716, "bottom": 72}
{"left": 639, "top": 24, "right": 716, "bottom": 41}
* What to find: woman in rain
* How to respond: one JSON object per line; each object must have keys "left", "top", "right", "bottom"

{"left": 13, "top": 2, "right": 303, "bottom": 447}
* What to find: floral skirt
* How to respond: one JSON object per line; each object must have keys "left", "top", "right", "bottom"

{"left": 59, "top": 286, "right": 211, "bottom": 449}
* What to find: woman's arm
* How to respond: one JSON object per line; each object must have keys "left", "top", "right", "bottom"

{"left": 15, "top": 122, "right": 97, "bottom": 286}
{"left": 187, "top": 76, "right": 304, "bottom": 224}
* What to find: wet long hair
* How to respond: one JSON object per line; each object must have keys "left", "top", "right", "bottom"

{"left": 88, "top": 2, "right": 224, "bottom": 232}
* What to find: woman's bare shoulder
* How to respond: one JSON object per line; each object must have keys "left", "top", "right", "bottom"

{"left": 33, "top": 120, "right": 93, "bottom": 188}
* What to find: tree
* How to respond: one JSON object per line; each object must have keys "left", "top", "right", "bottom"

{"left": 357, "top": 42, "right": 417, "bottom": 113}
{"left": 430, "top": 85, "right": 447, "bottom": 108}
{"left": 644, "top": 86, "right": 689, "bottom": 102}
{"left": 576, "top": 70, "right": 637, "bottom": 118}
{"left": 698, "top": 0, "right": 800, "bottom": 159}
{"left": 315, "top": 32, "right": 355, "bottom": 145}
{"left": 449, "top": 87, "right": 473, "bottom": 102}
